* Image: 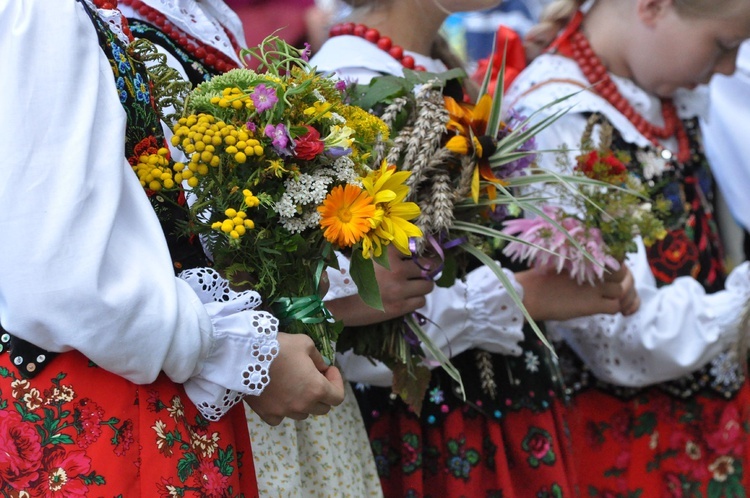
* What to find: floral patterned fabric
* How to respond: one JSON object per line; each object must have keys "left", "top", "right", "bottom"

{"left": 246, "top": 383, "right": 383, "bottom": 497}
{"left": 559, "top": 115, "right": 750, "bottom": 496}
{"left": 0, "top": 350, "right": 257, "bottom": 497}
{"left": 355, "top": 327, "right": 580, "bottom": 497}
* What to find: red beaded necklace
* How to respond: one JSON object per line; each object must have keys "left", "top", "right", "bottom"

{"left": 328, "top": 22, "right": 426, "bottom": 71}
{"left": 93, "top": 0, "right": 242, "bottom": 74}
{"left": 551, "top": 12, "right": 691, "bottom": 163}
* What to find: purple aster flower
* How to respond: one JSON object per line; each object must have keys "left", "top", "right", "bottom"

{"left": 493, "top": 110, "right": 537, "bottom": 178}
{"left": 335, "top": 79, "right": 348, "bottom": 92}
{"left": 325, "top": 147, "right": 352, "bottom": 158}
{"left": 300, "top": 42, "right": 311, "bottom": 62}
{"left": 251, "top": 84, "right": 278, "bottom": 113}
{"left": 245, "top": 121, "right": 257, "bottom": 133}
{"left": 264, "top": 123, "right": 291, "bottom": 154}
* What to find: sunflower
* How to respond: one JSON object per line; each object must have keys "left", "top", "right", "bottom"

{"left": 318, "top": 184, "right": 379, "bottom": 247}
{"left": 443, "top": 94, "right": 508, "bottom": 204}
{"left": 361, "top": 161, "right": 422, "bottom": 258}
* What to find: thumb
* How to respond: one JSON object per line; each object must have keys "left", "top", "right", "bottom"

{"left": 322, "top": 366, "right": 346, "bottom": 406}
{"left": 308, "top": 346, "right": 330, "bottom": 373}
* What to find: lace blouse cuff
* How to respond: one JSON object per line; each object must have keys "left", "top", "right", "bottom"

{"left": 179, "top": 268, "right": 279, "bottom": 421}
{"left": 323, "top": 251, "right": 358, "bottom": 300}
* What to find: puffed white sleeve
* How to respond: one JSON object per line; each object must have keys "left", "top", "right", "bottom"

{"left": 0, "top": 0, "right": 277, "bottom": 420}
{"left": 337, "top": 265, "right": 526, "bottom": 386}
{"left": 547, "top": 248, "right": 750, "bottom": 387}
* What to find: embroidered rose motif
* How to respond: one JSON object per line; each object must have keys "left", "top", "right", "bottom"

{"left": 521, "top": 427, "right": 556, "bottom": 467}
{"left": 0, "top": 411, "right": 43, "bottom": 490}
{"left": 647, "top": 229, "right": 700, "bottom": 284}
{"left": 400, "top": 433, "right": 422, "bottom": 475}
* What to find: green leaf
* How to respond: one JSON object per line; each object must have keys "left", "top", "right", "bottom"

{"left": 48, "top": 433, "right": 75, "bottom": 445}
{"left": 486, "top": 43, "right": 507, "bottom": 138}
{"left": 351, "top": 77, "right": 409, "bottom": 109}
{"left": 216, "top": 445, "right": 236, "bottom": 477}
{"left": 404, "top": 314, "right": 464, "bottom": 398}
{"left": 80, "top": 471, "right": 107, "bottom": 486}
{"left": 632, "top": 412, "right": 657, "bottom": 437}
{"left": 402, "top": 67, "right": 466, "bottom": 86}
{"left": 372, "top": 246, "right": 390, "bottom": 271}
{"left": 435, "top": 253, "right": 457, "bottom": 287}
{"left": 391, "top": 362, "right": 431, "bottom": 416}
{"left": 177, "top": 452, "right": 200, "bottom": 483}
{"left": 349, "top": 251, "right": 384, "bottom": 311}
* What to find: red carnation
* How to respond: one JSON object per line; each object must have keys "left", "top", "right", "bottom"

{"left": 293, "top": 126, "right": 325, "bottom": 160}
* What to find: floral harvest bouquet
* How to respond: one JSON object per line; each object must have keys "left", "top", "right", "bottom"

{"left": 132, "top": 36, "right": 425, "bottom": 364}
{"left": 502, "top": 116, "right": 669, "bottom": 283}
{"left": 339, "top": 56, "right": 578, "bottom": 410}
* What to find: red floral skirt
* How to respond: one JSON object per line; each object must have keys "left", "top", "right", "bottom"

{"left": 566, "top": 385, "right": 750, "bottom": 497}
{"left": 367, "top": 400, "right": 579, "bottom": 497}
{"left": 0, "top": 350, "right": 258, "bottom": 497}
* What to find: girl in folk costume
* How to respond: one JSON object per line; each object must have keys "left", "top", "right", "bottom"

{"left": 505, "top": 0, "right": 750, "bottom": 494}
{"left": 311, "top": 1, "right": 639, "bottom": 496}
{"left": 0, "top": 1, "right": 345, "bottom": 496}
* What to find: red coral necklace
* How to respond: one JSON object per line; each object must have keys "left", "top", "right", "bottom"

{"left": 92, "top": 0, "right": 242, "bottom": 74}
{"left": 328, "top": 22, "right": 426, "bottom": 71}
{"left": 550, "top": 12, "right": 691, "bottom": 163}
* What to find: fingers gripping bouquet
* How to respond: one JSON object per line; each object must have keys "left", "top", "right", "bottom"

{"left": 132, "top": 36, "right": 424, "bottom": 364}
{"left": 502, "top": 116, "right": 669, "bottom": 284}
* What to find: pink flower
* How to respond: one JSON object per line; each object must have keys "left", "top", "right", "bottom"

{"left": 113, "top": 420, "right": 134, "bottom": 457}
{"left": 670, "top": 431, "right": 709, "bottom": 480}
{"left": 526, "top": 432, "right": 551, "bottom": 459}
{"left": 250, "top": 84, "right": 278, "bottom": 113}
{"left": 75, "top": 399, "right": 103, "bottom": 449}
{"left": 194, "top": 460, "right": 229, "bottom": 498}
{"left": 502, "top": 206, "right": 620, "bottom": 285}
{"left": 0, "top": 410, "right": 43, "bottom": 491}
{"left": 705, "top": 405, "right": 743, "bottom": 456}
{"left": 293, "top": 126, "right": 325, "bottom": 160}
{"left": 663, "top": 472, "right": 684, "bottom": 498}
{"left": 33, "top": 446, "right": 91, "bottom": 497}
{"left": 264, "top": 123, "right": 291, "bottom": 154}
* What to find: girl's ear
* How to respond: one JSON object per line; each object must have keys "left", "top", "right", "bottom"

{"left": 636, "top": 0, "right": 673, "bottom": 26}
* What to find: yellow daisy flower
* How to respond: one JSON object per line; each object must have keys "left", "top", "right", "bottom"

{"left": 361, "top": 161, "right": 422, "bottom": 257}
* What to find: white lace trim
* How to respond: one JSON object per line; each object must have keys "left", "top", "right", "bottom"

{"left": 124, "top": 0, "right": 245, "bottom": 65}
{"left": 85, "top": 0, "right": 131, "bottom": 46}
{"left": 551, "top": 262, "right": 750, "bottom": 387}
{"left": 179, "top": 267, "right": 279, "bottom": 421}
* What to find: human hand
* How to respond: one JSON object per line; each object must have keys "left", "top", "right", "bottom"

{"left": 324, "top": 245, "right": 437, "bottom": 326}
{"left": 604, "top": 264, "right": 640, "bottom": 316}
{"left": 244, "top": 332, "right": 345, "bottom": 426}
{"left": 516, "top": 264, "right": 640, "bottom": 322}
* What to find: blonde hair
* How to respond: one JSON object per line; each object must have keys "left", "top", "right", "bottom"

{"left": 523, "top": 0, "right": 585, "bottom": 59}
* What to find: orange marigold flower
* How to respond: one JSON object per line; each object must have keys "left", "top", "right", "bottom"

{"left": 318, "top": 184, "right": 377, "bottom": 247}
